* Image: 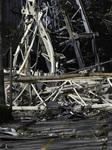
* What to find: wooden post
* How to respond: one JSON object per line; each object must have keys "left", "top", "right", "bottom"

{"left": 10, "top": 47, "right": 12, "bottom": 110}
{"left": 0, "top": 0, "right": 5, "bottom": 104}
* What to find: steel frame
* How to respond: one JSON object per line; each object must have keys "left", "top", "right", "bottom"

{"left": 4, "top": 0, "right": 112, "bottom": 112}
{"left": 5, "top": 75, "right": 112, "bottom": 111}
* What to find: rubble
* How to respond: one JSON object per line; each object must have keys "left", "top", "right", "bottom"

{"left": 0, "top": 127, "right": 18, "bottom": 136}
{"left": 1, "top": 1, "right": 112, "bottom": 149}
{"left": 3, "top": 0, "right": 112, "bottom": 119}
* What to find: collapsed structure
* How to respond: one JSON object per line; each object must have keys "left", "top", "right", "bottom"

{"left": 4, "top": 0, "right": 112, "bottom": 115}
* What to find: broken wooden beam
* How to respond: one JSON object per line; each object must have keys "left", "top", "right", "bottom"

{"left": 6, "top": 73, "right": 112, "bottom": 83}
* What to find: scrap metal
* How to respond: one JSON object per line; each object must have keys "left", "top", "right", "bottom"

{"left": 4, "top": 0, "right": 112, "bottom": 114}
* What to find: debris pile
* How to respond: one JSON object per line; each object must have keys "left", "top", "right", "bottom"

{"left": 3, "top": 0, "right": 112, "bottom": 116}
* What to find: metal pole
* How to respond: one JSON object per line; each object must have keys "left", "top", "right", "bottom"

{"left": 10, "top": 47, "right": 12, "bottom": 110}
